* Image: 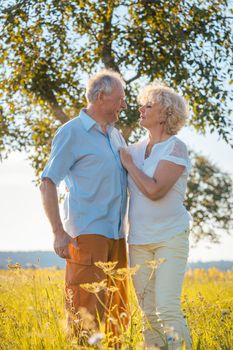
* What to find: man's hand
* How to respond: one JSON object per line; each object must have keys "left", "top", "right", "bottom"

{"left": 40, "top": 178, "right": 79, "bottom": 259}
{"left": 53, "top": 228, "right": 79, "bottom": 259}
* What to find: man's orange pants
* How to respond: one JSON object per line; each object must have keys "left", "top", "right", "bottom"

{"left": 65, "top": 234, "right": 129, "bottom": 335}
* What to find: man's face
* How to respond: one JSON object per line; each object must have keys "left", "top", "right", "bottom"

{"left": 101, "top": 84, "right": 127, "bottom": 123}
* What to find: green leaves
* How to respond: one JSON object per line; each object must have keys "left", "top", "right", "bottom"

{"left": 1, "top": 0, "right": 232, "bottom": 147}
{"left": 185, "top": 151, "right": 233, "bottom": 243}
{"left": 0, "top": 0, "right": 232, "bottom": 241}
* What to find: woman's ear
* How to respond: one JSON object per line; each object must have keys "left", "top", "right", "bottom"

{"left": 159, "top": 106, "right": 170, "bottom": 124}
{"left": 159, "top": 113, "right": 166, "bottom": 124}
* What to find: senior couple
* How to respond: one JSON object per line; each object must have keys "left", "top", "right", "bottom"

{"left": 40, "top": 69, "right": 192, "bottom": 350}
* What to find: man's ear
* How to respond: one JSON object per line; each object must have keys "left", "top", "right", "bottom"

{"left": 97, "top": 91, "right": 105, "bottom": 102}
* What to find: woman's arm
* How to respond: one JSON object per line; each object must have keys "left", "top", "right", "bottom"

{"left": 119, "top": 148, "right": 185, "bottom": 200}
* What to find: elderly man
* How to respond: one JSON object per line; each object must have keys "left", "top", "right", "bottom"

{"left": 40, "top": 69, "right": 128, "bottom": 336}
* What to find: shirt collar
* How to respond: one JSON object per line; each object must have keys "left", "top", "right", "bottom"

{"left": 106, "top": 124, "right": 114, "bottom": 135}
{"left": 79, "top": 109, "right": 114, "bottom": 134}
{"left": 79, "top": 109, "right": 97, "bottom": 131}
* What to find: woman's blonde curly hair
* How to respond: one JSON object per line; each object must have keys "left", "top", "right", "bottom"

{"left": 138, "top": 81, "right": 189, "bottom": 135}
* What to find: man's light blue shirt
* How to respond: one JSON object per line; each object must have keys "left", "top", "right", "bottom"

{"left": 41, "top": 110, "right": 128, "bottom": 240}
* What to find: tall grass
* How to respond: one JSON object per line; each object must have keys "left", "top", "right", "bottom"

{"left": 183, "top": 268, "right": 233, "bottom": 350}
{"left": 0, "top": 267, "right": 232, "bottom": 349}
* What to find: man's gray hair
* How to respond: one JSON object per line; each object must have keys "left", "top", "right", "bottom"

{"left": 86, "top": 69, "right": 126, "bottom": 103}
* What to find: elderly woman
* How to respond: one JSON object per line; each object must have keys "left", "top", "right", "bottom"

{"left": 120, "top": 81, "right": 192, "bottom": 350}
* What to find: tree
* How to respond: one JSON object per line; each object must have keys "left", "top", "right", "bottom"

{"left": 0, "top": 0, "right": 232, "bottom": 241}
{"left": 186, "top": 152, "right": 233, "bottom": 243}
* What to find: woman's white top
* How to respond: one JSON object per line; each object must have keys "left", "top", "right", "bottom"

{"left": 128, "top": 135, "right": 192, "bottom": 245}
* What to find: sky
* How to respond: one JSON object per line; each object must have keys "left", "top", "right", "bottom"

{"left": 0, "top": 126, "right": 233, "bottom": 262}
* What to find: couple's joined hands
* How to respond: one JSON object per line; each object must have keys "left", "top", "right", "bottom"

{"left": 53, "top": 228, "right": 79, "bottom": 259}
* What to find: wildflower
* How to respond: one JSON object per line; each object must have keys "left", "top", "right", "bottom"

{"left": 165, "top": 325, "right": 179, "bottom": 344}
{"left": 111, "top": 268, "right": 128, "bottom": 281}
{"left": 167, "top": 334, "right": 179, "bottom": 343}
{"left": 167, "top": 335, "right": 174, "bottom": 343}
{"left": 110, "top": 265, "right": 139, "bottom": 281}
{"left": 66, "top": 288, "right": 74, "bottom": 301}
{"left": 128, "top": 264, "right": 140, "bottom": 276}
{"left": 66, "top": 288, "right": 75, "bottom": 311}
{"left": 222, "top": 310, "right": 230, "bottom": 316}
{"left": 145, "top": 258, "right": 166, "bottom": 280}
{"left": 119, "top": 312, "right": 128, "bottom": 319}
{"left": 107, "top": 286, "right": 119, "bottom": 293}
{"left": 80, "top": 279, "right": 107, "bottom": 293}
{"left": 74, "top": 307, "right": 96, "bottom": 331}
{"left": 88, "top": 332, "right": 105, "bottom": 345}
{"left": 8, "top": 262, "right": 22, "bottom": 269}
{"left": 145, "top": 258, "right": 166, "bottom": 270}
{"left": 155, "top": 310, "right": 163, "bottom": 322}
{"left": 95, "top": 261, "right": 118, "bottom": 273}
{"left": 221, "top": 310, "right": 230, "bottom": 322}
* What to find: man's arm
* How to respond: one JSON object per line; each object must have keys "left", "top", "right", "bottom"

{"left": 39, "top": 178, "right": 78, "bottom": 258}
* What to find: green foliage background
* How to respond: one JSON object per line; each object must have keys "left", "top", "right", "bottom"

{"left": 0, "top": 0, "right": 233, "bottom": 241}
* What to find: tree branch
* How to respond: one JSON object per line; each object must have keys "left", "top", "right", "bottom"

{"left": 99, "top": 6, "right": 120, "bottom": 72}
{"left": 30, "top": 65, "right": 69, "bottom": 124}
{"left": 125, "top": 72, "right": 142, "bottom": 84}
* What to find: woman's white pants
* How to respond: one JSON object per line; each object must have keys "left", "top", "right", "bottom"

{"left": 129, "top": 229, "right": 192, "bottom": 350}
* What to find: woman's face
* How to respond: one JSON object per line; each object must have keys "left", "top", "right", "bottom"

{"left": 139, "top": 101, "right": 164, "bottom": 129}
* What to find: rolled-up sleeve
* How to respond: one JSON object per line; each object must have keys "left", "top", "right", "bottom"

{"left": 41, "top": 126, "right": 77, "bottom": 186}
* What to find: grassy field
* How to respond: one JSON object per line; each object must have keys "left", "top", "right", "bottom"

{"left": 0, "top": 267, "right": 232, "bottom": 350}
